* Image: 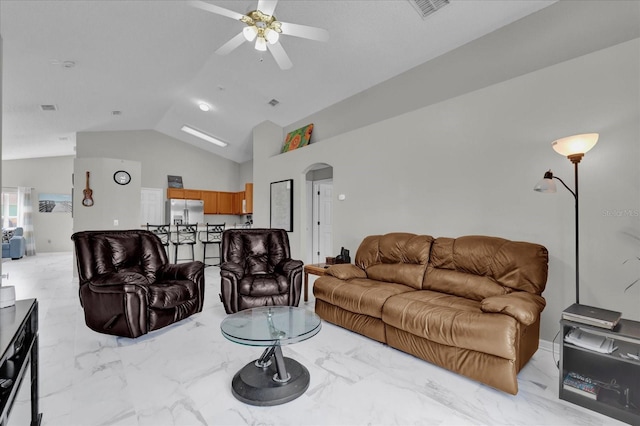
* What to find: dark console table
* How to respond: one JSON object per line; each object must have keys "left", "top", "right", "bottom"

{"left": 0, "top": 299, "right": 41, "bottom": 426}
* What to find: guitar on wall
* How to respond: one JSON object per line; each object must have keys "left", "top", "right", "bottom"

{"left": 82, "top": 171, "right": 94, "bottom": 207}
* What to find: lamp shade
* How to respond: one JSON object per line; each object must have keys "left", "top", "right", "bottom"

{"left": 552, "top": 133, "right": 599, "bottom": 157}
{"left": 533, "top": 170, "right": 557, "bottom": 193}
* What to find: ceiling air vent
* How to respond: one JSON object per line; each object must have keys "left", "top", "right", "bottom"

{"left": 39, "top": 104, "right": 57, "bottom": 111}
{"left": 408, "top": 0, "right": 450, "bottom": 19}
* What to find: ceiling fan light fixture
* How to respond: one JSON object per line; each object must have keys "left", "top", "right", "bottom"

{"left": 243, "top": 25, "right": 258, "bottom": 42}
{"left": 255, "top": 36, "right": 267, "bottom": 51}
{"left": 265, "top": 28, "right": 279, "bottom": 44}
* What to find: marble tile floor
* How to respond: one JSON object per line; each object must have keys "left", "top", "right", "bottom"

{"left": 2, "top": 252, "right": 624, "bottom": 426}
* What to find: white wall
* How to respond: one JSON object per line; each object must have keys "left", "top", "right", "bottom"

{"left": 253, "top": 39, "right": 640, "bottom": 342}
{"left": 239, "top": 160, "right": 253, "bottom": 186}
{"left": 73, "top": 157, "right": 142, "bottom": 232}
{"left": 76, "top": 129, "right": 254, "bottom": 228}
{"left": 0, "top": 129, "right": 254, "bottom": 254}
{"left": 2, "top": 156, "right": 74, "bottom": 252}
{"left": 76, "top": 129, "right": 246, "bottom": 191}
{"left": 74, "top": 130, "right": 253, "bottom": 260}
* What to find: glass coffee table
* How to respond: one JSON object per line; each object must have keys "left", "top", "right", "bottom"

{"left": 220, "top": 306, "right": 321, "bottom": 406}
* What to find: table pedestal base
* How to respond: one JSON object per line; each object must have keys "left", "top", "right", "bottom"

{"left": 231, "top": 346, "right": 310, "bottom": 406}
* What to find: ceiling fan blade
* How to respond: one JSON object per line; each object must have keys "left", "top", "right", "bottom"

{"left": 215, "top": 32, "right": 246, "bottom": 55}
{"left": 189, "top": 0, "right": 246, "bottom": 21}
{"left": 267, "top": 42, "right": 293, "bottom": 70}
{"left": 257, "top": 0, "right": 278, "bottom": 17}
{"left": 279, "top": 21, "right": 329, "bottom": 42}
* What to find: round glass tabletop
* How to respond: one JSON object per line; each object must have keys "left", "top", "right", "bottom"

{"left": 220, "top": 306, "right": 321, "bottom": 347}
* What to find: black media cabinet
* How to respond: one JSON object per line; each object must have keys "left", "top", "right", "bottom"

{"left": 0, "top": 298, "right": 41, "bottom": 426}
{"left": 560, "top": 316, "right": 640, "bottom": 424}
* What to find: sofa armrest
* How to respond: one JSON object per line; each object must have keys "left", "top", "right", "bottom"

{"left": 326, "top": 264, "right": 367, "bottom": 280}
{"left": 481, "top": 292, "right": 546, "bottom": 326}
{"left": 9, "top": 235, "right": 25, "bottom": 258}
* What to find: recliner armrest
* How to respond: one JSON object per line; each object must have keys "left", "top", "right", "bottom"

{"left": 480, "top": 292, "right": 546, "bottom": 326}
{"left": 87, "top": 282, "right": 148, "bottom": 295}
{"left": 276, "top": 259, "right": 303, "bottom": 274}
{"left": 326, "top": 264, "right": 367, "bottom": 280}
{"left": 159, "top": 261, "right": 205, "bottom": 282}
{"left": 220, "top": 261, "right": 245, "bottom": 279}
{"left": 90, "top": 272, "right": 149, "bottom": 286}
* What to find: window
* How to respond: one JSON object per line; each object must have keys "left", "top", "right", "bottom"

{"left": 1, "top": 189, "right": 19, "bottom": 228}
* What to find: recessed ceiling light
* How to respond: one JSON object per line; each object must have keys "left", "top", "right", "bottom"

{"left": 198, "top": 102, "right": 211, "bottom": 112}
{"left": 181, "top": 125, "right": 228, "bottom": 147}
{"left": 40, "top": 104, "right": 57, "bottom": 111}
{"left": 268, "top": 99, "right": 279, "bottom": 107}
{"left": 112, "top": 110, "right": 122, "bottom": 116}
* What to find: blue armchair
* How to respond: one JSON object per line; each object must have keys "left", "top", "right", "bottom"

{"left": 2, "top": 227, "right": 26, "bottom": 259}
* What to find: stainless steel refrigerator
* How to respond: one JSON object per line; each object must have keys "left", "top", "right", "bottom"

{"left": 166, "top": 199, "right": 204, "bottom": 225}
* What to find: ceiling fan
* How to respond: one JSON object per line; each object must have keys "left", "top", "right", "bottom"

{"left": 190, "top": 0, "right": 329, "bottom": 70}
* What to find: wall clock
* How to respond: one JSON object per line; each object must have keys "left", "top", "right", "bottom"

{"left": 113, "top": 170, "right": 131, "bottom": 185}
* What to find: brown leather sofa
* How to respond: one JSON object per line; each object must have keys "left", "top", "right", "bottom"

{"left": 219, "top": 228, "right": 304, "bottom": 314}
{"left": 72, "top": 230, "right": 205, "bottom": 338}
{"left": 313, "top": 233, "right": 548, "bottom": 394}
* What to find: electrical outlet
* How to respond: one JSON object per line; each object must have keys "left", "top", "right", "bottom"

{"left": 113, "top": 219, "right": 119, "bottom": 226}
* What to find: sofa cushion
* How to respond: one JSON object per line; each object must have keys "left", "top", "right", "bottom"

{"left": 355, "top": 233, "right": 433, "bottom": 290}
{"left": 313, "top": 275, "right": 415, "bottom": 319}
{"left": 382, "top": 290, "right": 519, "bottom": 360}
{"left": 239, "top": 273, "right": 288, "bottom": 296}
{"left": 424, "top": 236, "right": 548, "bottom": 299}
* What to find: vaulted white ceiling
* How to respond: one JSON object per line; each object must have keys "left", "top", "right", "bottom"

{"left": 1, "top": 0, "right": 557, "bottom": 163}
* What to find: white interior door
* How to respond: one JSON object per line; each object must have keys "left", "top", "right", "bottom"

{"left": 312, "top": 180, "right": 333, "bottom": 264}
{"left": 140, "top": 188, "right": 164, "bottom": 226}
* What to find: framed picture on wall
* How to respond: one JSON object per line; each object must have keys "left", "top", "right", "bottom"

{"left": 282, "top": 123, "right": 313, "bottom": 153}
{"left": 270, "top": 179, "right": 293, "bottom": 232}
{"left": 167, "top": 175, "right": 183, "bottom": 188}
{"left": 38, "top": 193, "right": 72, "bottom": 213}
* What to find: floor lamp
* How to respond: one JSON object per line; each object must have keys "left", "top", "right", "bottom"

{"left": 533, "top": 133, "right": 599, "bottom": 305}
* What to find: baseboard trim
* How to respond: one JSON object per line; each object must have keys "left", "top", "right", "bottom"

{"left": 538, "top": 339, "right": 553, "bottom": 353}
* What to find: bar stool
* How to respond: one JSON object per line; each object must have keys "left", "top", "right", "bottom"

{"left": 146, "top": 223, "right": 171, "bottom": 259}
{"left": 199, "top": 223, "right": 225, "bottom": 267}
{"left": 172, "top": 224, "right": 198, "bottom": 263}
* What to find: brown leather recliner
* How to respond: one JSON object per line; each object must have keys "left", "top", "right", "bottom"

{"left": 219, "top": 228, "right": 303, "bottom": 314}
{"left": 71, "top": 230, "right": 205, "bottom": 338}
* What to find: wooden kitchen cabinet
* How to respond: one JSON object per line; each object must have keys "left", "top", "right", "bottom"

{"left": 183, "top": 189, "right": 201, "bottom": 199}
{"left": 202, "top": 191, "right": 218, "bottom": 214}
{"left": 233, "top": 191, "right": 245, "bottom": 215}
{"left": 217, "top": 192, "right": 235, "bottom": 214}
{"left": 167, "top": 188, "right": 185, "bottom": 199}
{"left": 167, "top": 186, "right": 251, "bottom": 215}
{"left": 167, "top": 188, "right": 201, "bottom": 200}
{"left": 244, "top": 183, "right": 253, "bottom": 214}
